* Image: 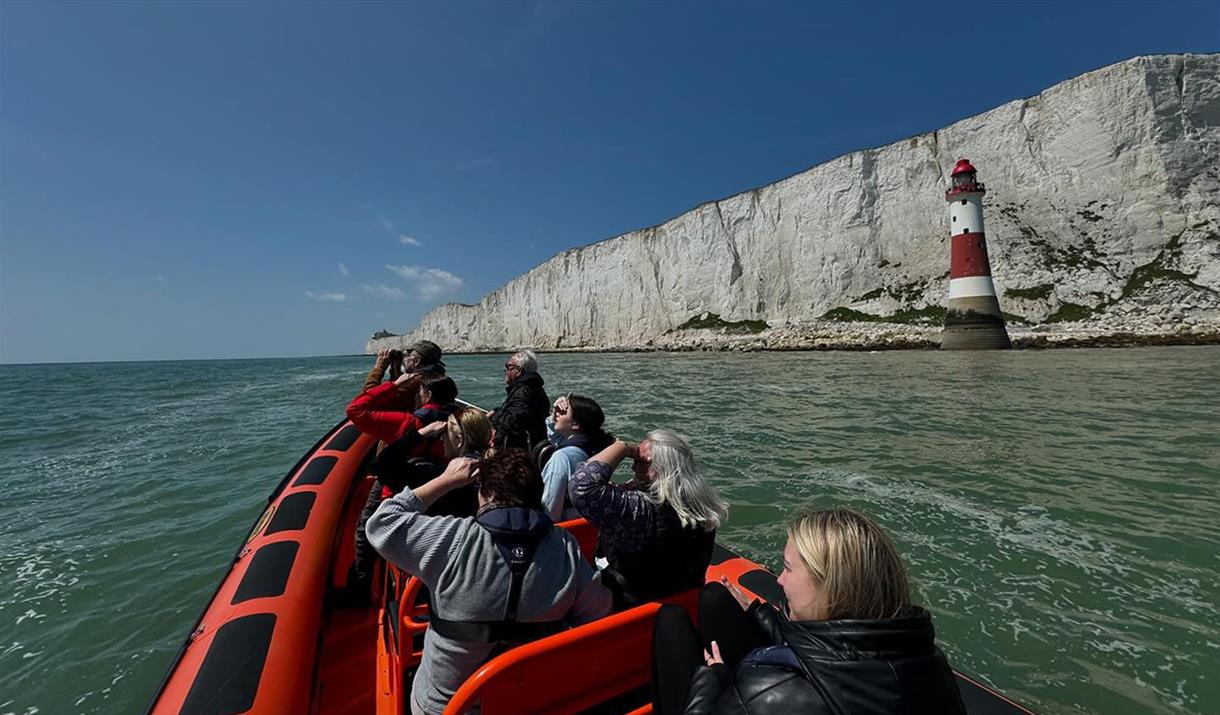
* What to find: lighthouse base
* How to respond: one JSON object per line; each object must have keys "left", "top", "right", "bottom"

{"left": 941, "top": 298, "right": 1011, "bottom": 350}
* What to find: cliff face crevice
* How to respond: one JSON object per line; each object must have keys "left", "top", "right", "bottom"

{"left": 370, "top": 54, "right": 1220, "bottom": 353}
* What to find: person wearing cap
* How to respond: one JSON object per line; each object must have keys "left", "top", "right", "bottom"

{"left": 360, "top": 340, "right": 446, "bottom": 412}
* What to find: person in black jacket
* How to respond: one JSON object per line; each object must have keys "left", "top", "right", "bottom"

{"left": 651, "top": 507, "right": 967, "bottom": 715}
{"left": 490, "top": 349, "right": 550, "bottom": 450}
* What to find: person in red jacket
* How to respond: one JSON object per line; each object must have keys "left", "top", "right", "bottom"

{"left": 347, "top": 370, "right": 456, "bottom": 444}
{"left": 357, "top": 341, "right": 447, "bottom": 419}
{"left": 344, "top": 373, "right": 458, "bottom": 603}
{"left": 368, "top": 374, "right": 458, "bottom": 491}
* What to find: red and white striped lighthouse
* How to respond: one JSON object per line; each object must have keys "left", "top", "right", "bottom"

{"left": 941, "top": 159, "right": 1011, "bottom": 350}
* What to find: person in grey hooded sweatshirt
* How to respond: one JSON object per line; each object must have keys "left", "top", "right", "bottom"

{"left": 367, "top": 448, "right": 611, "bottom": 715}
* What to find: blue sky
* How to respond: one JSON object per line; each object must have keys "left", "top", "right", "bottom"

{"left": 1, "top": 1, "right": 1215, "bottom": 363}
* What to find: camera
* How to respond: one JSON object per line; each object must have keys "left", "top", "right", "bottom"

{"left": 388, "top": 349, "right": 404, "bottom": 361}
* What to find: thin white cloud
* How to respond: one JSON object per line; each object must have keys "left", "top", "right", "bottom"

{"left": 155, "top": 275, "right": 167, "bottom": 283}
{"left": 339, "top": 262, "right": 350, "bottom": 277}
{"left": 381, "top": 216, "right": 425, "bottom": 249}
{"left": 363, "top": 283, "right": 408, "bottom": 301}
{"left": 305, "top": 291, "right": 347, "bottom": 303}
{"left": 386, "top": 264, "right": 464, "bottom": 301}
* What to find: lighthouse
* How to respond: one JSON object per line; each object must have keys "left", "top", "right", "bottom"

{"left": 941, "top": 159, "right": 1011, "bottom": 350}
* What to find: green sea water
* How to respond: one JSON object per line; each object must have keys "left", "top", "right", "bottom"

{"left": 1, "top": 347, "right": 1217, "bottom": 715}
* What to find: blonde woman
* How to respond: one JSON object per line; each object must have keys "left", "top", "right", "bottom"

{"left": 428, "top": 406, "right": 494, "bottom": 461}
{"left": 569, "top": 429, "right": 728, "bottom": 609}
{"left": 407, "top": 406, "right": 495, "bottom": 517}
{"left": 651, "top": 507, "right": 966, "bottom": 715}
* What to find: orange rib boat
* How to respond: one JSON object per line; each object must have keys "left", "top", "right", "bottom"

{"left": 146, "top": 418, "right": 1035, "bottom": 715}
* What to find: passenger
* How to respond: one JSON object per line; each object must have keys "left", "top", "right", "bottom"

{"left": 363, "top": 347, "right": 403, "bottom": 392}
{"left": 367, "top": 449, "right": 612, "bottom": 715}
{"left": 359, "top": 341, "right": 445, "bottom": 413}
{"left": 650, "top": 507, "right": 967, "bottom": 715}
{"left": 346, "top": 366, "right": 456, "bottom": 445}
{"left": 489, "top": 349, "right": 549, "bottom": 451}
{"left": 539, "top": 393, "right": 615, "bottom": 521}
{"left": 346, "top": 374, "right": 459, "bottom": 600}
{"left": 404, "top": 406, "right": 495, "bottom": 517}
{"left": 367, "top": 374, "right": 462, "bottom": 492}
{"left": 568, "top": 430, "right": 727, "bottom": 609}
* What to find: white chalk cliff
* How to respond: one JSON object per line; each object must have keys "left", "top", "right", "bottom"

{"left": 370, "top": 54, "right": 1220, "bottom": 353}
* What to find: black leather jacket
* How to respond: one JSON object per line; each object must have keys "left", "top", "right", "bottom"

{"left": 685, "top": 604, "right": 966, "bottom": 715}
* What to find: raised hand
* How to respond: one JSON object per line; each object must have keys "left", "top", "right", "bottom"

{"left": 418, "top": 421, "right": 448, "bottom": 438}
{"left": 441, "top": 457, "right": 479, "bottom": 488}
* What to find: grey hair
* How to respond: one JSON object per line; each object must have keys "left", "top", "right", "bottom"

{"left": 511, "top": 349, "right": 539, "bottom": 374}
{"left": 642, "top": 429, "right": 728, "bottom": 530}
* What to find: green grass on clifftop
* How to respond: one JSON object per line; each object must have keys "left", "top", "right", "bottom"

{"left": 821, "top": 306, "right": 946, "bottom": 325}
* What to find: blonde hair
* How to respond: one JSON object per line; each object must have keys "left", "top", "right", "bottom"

{"left": 787, "top": 507, "right": 911, "bottom": 620}
{"left": 643, "top": 430, "right": 728, "bottom": 530}
{"left": 450, "top": 407, "right": 493, "bottom": 457}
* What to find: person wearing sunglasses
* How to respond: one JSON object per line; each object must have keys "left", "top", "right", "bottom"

{"left": 568, "top": 430, "right": 728, "bottom": 610}
{"left": 489, "top": 349, "right": 550, "bottom": 451}
{"left": 539, "top": 393, "right": 615, "bottom": 521}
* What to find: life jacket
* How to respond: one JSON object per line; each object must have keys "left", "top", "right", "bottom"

{"left": 428, "top": 507, "right": 567, "bottom": 644}
{"left": 413, "top": 402, "right": 452, "bottom": 428}
{"left": 602, "top": 502, "right": 716, "bottom": 607}
{"left": 534, "top": 433, "right": 589, "bottom": 472}
{"left": 412, "top": 402, "right": 454, "bottom": 460}
{"left": 532, "top": 440, "right": 558, "bottom": 471}
{"left": 534, "top": 435, "right": 590, "bottom": 514}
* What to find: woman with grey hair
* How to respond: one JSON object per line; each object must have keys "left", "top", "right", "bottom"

{"left": 568, "top": 429, "right": 728, "bottom": 609}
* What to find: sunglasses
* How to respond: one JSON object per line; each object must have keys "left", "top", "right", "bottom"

{"left": 504, "top": 362, "right": 519, "bottom": 371}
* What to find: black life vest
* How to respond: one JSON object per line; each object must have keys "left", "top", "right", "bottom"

{"left": 413, "top": 403, "right": 453, "bottom": 426}
{"left": 602, "top": 503, "right": 716, "bottom": 607}
{"left": 428, "top": 507, "right": 567, "bottom": 644}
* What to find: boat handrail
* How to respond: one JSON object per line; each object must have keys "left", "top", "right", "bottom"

{"left": 455, "top": 398, "right": 490, "bottom": 413}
